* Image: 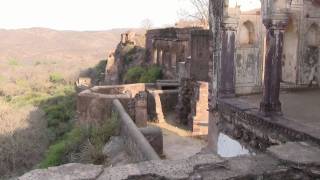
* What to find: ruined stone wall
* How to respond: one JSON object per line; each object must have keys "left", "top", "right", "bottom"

{"left": 190, "top": 82, "right": 209, "bottom": 136}
{"left": 77, "top": 84, "right": 148, "bottom": 125}
{"left": 176, "top": 79, "right": 209, "bottom": 135}
{"left": 77, "top": 90, "right": 131, "bottom": 125}
{"left": 190, "top": 30, "right": 211, "bottom": 82}
{"left": 159, "top": 90, "right": 179, "bottom": 116}
{"left": 174, "top": 30, "right": 211, "bottom": 133}
{"left": 145, "top": 27, "right": 203, "bottom": 79}
{"left": 147, "top": 90, "right": 179, "bottom": 123}
{"left": 91, "top": 84, "right": 147, "bottom": 97}
{"left": 112, "top": 99, "right": 160, "bottom": 162}
{"left": 176, "top": 79, "right": 192, "bottom": 125}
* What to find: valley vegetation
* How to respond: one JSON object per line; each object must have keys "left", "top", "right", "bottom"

{"left": 0, "top": 58, "right": 115, "bottom": 178}
{"left": 0, "top": 28, "right": 125, "bottom": 178}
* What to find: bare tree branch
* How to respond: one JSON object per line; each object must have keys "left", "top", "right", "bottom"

{"left": 141, "top": 19, "right": 154, "bottom": 30}
{"left": 178, "top": 0, "right": 209, "bottom": 27}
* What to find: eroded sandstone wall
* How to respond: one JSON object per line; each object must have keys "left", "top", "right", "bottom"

{"left": 77, "top": 84, "right": 148, "bottom": 125}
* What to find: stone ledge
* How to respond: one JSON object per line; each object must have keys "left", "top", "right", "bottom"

{"left": 218, "top": 98, "right": 320, "bottom": 150}
{"left": 97, "top": 154, "right": 224, "bottom": 180}
{"left": 19, "top": 163, "right": 103, "bottom": 180}
{"left": 19, "top": 155, "right": 285, "bottom": 180}
{"left": 267, "top": 142, "right": 320, "bottom": 166}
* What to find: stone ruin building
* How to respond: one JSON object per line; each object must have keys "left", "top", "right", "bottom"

{"left": 145, "top": 27, "right": 212, "bottom": 135}
{"left": 20, "top": 0, "right": 320, "bottom": 179}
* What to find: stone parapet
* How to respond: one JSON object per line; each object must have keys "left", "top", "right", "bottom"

{"left": 112, "top": 99, "right": 160, "bottom": 162}
{"left": 77, "top": 84, "right": 150, "bottom": 125}
{"left": 218, "top": 98, "right": 320, "bottom": 151}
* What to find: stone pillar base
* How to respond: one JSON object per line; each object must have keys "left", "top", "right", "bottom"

{"left": 260, "top": 101, "right": 282, "bottom": 117}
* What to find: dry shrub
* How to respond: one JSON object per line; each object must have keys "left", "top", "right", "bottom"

{"left": 0, "top": 100, "right": 48, "bottom": 177}
{"left": 0, "top": 54, "right": 105, "bottom": 178}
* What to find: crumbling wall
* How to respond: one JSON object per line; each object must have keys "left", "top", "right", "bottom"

{"left": 91, "top": 84, "right": 147, "bottom": 97}
{"left": 190, "top": 82, "right": 209, "bottom": 136}
{"left": 177, "top": 79, "right": 209, "bottom": 135}
{"left": 176, "top": 78, "right": 193, "bottom": 125}
{"left": 77, "top": 90, "right": 131, "bottom": 125}
{"left": 174, "top": 30, "right": 211, "bottom": 134}
{"left": 77, "top": 84, "right": 148, "bottom": 125}
{"left": 190, "top": 30, "right": 211, "bottom": 82}
{"left": 112, "top": 99, "right": 160, "bottom": 162}
{"left": 147, "top": 90, "right": 179, "bottom": 123}
{"left": 145, "top": 27, "right": 204, "bottom": 79}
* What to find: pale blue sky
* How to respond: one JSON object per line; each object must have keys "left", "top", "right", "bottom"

{"left": 0, "top": 0, "right": 192, "bottom": 31}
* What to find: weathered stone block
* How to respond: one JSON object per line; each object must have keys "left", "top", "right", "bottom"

{"left": 19, "top": 164, "right": 103, "bottom": 180}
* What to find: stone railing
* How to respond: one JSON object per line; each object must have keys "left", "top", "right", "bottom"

{"left": 112, "top": 99, "right": 160, "bottom": 162}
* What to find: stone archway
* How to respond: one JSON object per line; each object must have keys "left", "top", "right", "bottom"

{"left": 239, "top": 20, "right": 256, "bottom": 45}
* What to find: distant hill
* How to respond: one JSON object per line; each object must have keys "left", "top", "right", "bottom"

{"left": 0, "top": 27, "right": 145, "bottom": 63}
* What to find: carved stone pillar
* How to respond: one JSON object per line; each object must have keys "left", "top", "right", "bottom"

{"left": 157, "top": 49, "right": 163, "bottom": 66}
{"left": 171, "top": 52, "right": 177, "bottom": 68}
{"left": 152, "top": 48, "right": 158, "bottom": 64}
{"left": 219, "top": 17, "right": 238, "bottom": 98}
{"left": 260, "top": 14, "right": 288, "bottom": 116}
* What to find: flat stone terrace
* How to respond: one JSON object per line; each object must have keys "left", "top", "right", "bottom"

{"left": 150, "top": 112, "right": 207, "bottom": 160}
{"left": 238, "top": 89, "right": 320, "bottom": 143}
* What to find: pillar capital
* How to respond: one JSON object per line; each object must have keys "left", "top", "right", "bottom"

{"left": 222, "top": 17, "right": 239, "bottom": 31}
{"left": 263, "top": 12, "right": 289, "bottom": 30}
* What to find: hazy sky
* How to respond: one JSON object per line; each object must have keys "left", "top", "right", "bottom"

{"left": 0, "top": 0, "right": 191, "bottom": 31}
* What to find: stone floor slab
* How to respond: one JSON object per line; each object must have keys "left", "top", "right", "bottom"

{"left": 267, "top": 142, "right": 320, "bottom": 166}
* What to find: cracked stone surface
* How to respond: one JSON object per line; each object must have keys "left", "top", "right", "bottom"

{"left": 267, "top": 142, "right": 320, "bottom": 166}
{"left": 19, "top": 163, "right": 103, "bottom": 180}
{"left": 18, "top": 154, "right": 285, "bottom": 180}
{"left": 97, "top": 154, "right": 224, "bottom": 180}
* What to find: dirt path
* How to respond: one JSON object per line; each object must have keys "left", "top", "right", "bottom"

{"left": 150, "top": 112, "right": 207, "bottom": 160}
